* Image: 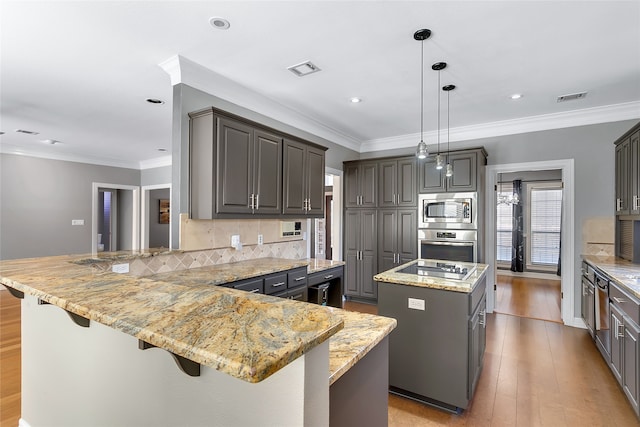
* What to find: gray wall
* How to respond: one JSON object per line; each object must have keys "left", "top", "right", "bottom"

{"left": 116, "top": 189, "right": 134, "bottom": 251}
{"left": 141, "top": 166, "right": 171, "bottom": 186}
{"left": 0, "top": 154, "right": 140, "bottom": 260}
{"left": 148, "top": 188, "right": 170, "bottom": 248}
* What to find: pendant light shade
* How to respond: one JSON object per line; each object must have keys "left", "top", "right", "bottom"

{"left": 414, "top": 29, "right": 431, "bottom": 159}
{"left": 435, "top": 154, "right": 444, "bottom": 169}
{"left": 443, "top": 84, "right": 455, "bottom": 178}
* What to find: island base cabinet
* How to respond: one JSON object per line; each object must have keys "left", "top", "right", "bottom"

{"left": 378, "top": 276, "right": 486, "bottom": 412}
{"left": 623, "top": 316, "right": 640, "bottom": 415}
{"left": 20, "top": 295, "right": 330, "bottom": 427}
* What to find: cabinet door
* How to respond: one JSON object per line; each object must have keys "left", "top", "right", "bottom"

{"left": 283, "top": 139, "right": 306, "bottom": 214}
{"left": 360, "top": 210, "right": 378, "bottom": 299}
{"left": 616, "top": 139, "right": 630, "bottom": 215}
{"left": 378, "top": 209, "right": 398, "bottom": 273}
{"left": 306, "top": 146, "right": 325, "bottom": 216}
{"left": 630, "top": 131, "right": 640, "bottom": 215}
{"left": 216, "top": 116, "right": 254, "bottom": 214}
{"left": 344, "top": 164, "right": 361, "bottom": 208}
{"left": 253, "top": 129, "right": 282, "bottom": 214}
{"left": 344, "top": 210, "right": 361, "bottom": 296}
{"left": 611, "top": 303, "right": 624, "bottom": 384}
{"left": 447, "top": 152, "right": 477, "bottom": 192}
{"left": 587, "top": 283, "right": 595, "bottom": 337}
{"left": 623, "top": 318, "right": 640, "bottom": 413}
{"left": 360, "top": 163, "right": 378, "bottom": 207}
{"left": 379, "top": 160, "right": 398, "bottom": 208}
{"left": 468, "top": 295, "right": 486, "bottom": 399}
{"left": 397, "top": 209, "right": 417, "bottom": 264}
{"left": 189, "top": 109, "right": 215, "bottom": 219}
{"left": 418, "top": 157, "right": 445, "bottom": 193}
{"left": 397, "top": 158, "right": 417, "bottom": 206}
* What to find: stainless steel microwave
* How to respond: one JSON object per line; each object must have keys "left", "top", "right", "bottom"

{"left": 418, "top": 192, "right": 477, "bottom": 229}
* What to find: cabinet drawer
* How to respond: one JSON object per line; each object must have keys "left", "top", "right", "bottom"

{"left": 287, "top": 267, "right": 308, "bottom": 289}
{"left": 610, "top": 283, "right": 640, "bottom": 326}
{"left": 231, "top": 277, "right": 264, "bottom": 294}
{"left": 308, "top": 266, "right": 342, "bottom": 286}
{"left": 264, "top": 273, "right": 288, "bottom": 295}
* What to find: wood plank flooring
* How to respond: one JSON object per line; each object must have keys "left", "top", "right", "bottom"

{"left": 2, "top": 292, "right": 637, "bottom": 426}
{"left": 494, "top": 274, "right": 562, "bottom": 323}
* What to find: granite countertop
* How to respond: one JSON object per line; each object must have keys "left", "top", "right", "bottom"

{"left": 0, "top": 255, "right": 344, "bottom": 383}
{"left": 307, "top": 258, "right": 345, "bottom": 274}
{"left": 582, "top": 255, "right": 640, "bottom": 299}
{"left": 373, "top": 258, "right": 489, "bottom": 293}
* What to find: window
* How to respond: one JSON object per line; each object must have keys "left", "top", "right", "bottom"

{"left": 527, "top": 184, "right": 562, "bottom": 269}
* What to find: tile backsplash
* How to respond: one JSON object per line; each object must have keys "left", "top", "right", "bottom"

{"left": 582, "top": 216, "right": 615, "bottom": 256}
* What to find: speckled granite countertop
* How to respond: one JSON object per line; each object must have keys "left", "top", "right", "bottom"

{"left": 582, "top": 255, "right": 640, "bottom": 299}
{"left": 307, "top": 258, "right": 345, "bottom": 274}
{"left": 0, "top": 255, "right": 344, "bottom": 383}
{"left": 373, "top": 259, "right": 489, "bottom": 293}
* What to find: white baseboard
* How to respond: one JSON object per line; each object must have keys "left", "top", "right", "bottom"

{"left": 19, "top": 418, "right": 32, "bottom": 427}
{"left": 497, "top": 269, "right": 560, "bottom": 280}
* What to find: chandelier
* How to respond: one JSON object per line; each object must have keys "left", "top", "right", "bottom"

{"left": 497, "top": 173, "right": 519, "bottom": 205}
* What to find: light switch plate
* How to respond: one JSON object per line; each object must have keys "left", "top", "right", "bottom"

{"left": 71, "top": 219, "right": 84, "bottom": 226}
{"left": 257, "top": 234, "right": 263, "bottom": 245}
{"left": 408, "top": 298, "right": 426, "bottom": 311}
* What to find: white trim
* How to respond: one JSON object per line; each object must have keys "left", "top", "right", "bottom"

{"left": 141, "top": 184, "right": 172, "bottom": 250}
{"left": 326, "top": 166, "right": 343, "bottom": 262}
{"left": 485, "top": 159, "right": 575, "bottom": 327}
{"left": 92, "top": 182, "right": 140, "bottom": 257}
{"left": 362, "top": 101, "right": 640, "bottom": 153}
{"left": 18, "top": 418, "right": 32, "bottom": 427}
{"left": 139, "top": 156, "right": 172, "bottom": 170}
{"left": 496, "top": 269, "right": 561, "bottom": 280}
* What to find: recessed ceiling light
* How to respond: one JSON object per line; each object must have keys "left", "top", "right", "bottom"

{"left": 146, "top": 98, "right": 165, "bottom": 105}
{"left": 15, "top": 129, "right": 39, "bottom": 135}
{"left": 350, "top": 97, "right": 362, "bottom": 103}
{"left": 287, "top": 61, "right": 321, "bottom": 77}
{"left": 40, "top": 139, "right": 62, "bottom": 145}
{"left": 510, "top": 94, "right": 522, "bottom": 100}
{"left": 157, "top": 148, "right": 168, "bottom": 152}
{"left": 209, "top": 17, "right": 230, "bottom": 30}
{"left": 0, "top": 131, "right": 5, "bottom": 135}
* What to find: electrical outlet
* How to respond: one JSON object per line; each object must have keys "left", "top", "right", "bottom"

{"left": 258, "top": 234, "right": 263, "bottom": 245}
{"left": 112, "top": 263, "right": 129, "bottom": 274}
{"left": 408, "top": 298, "right": 425, "bottom": 311}
{"left": 231, "top": 235, "right": 240, "bottom": 247}
{"left": 71, "top": 219, "right": 84, "bottom": 226}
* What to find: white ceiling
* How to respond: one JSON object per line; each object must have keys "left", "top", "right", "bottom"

{"left": 2, "top": 1, "right": 639, "bottom": 169}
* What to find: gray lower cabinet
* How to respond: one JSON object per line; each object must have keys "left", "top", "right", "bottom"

{"left": 609, "top": 281, "right": 640, "bottom": 416}
{"left": 378, "top": 209, "right": 417, "bottom": 273}
{"left": 308, "top": 266, "right": 344, "bottom": 308}
{"left": 418, "top": 149, "right": 486, "bottom": 194}
{"left": 283, "top": 138, "right": 325, "bottom": 217}
{"left": 344, "top": 209, "right": 377, "bottom": 300}
{"left": 581, "top": 277, "right": 595, "bottom": 338}
{"left": 378, "top": 274, "right": 487, "bottom": 412}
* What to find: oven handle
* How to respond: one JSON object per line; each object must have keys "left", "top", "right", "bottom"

{"left": 421, "top": 241, "right": 475, "bottom": 247}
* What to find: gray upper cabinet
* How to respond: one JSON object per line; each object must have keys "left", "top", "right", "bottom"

{"left": 418, "top": 149, "right": 486, "bottom": 194}
{"left": 283, "top": 138, "right": 326, "bottom": 217}
{"left": 216, "top": 115, "right": 283, "bottom": 215}
{"left": 345, "top": 162, "right": 377, "bottom": 208}
{"left": 379, "top": 158, "right": 417, "bottom": 207}
{"left": 189, "top": 108, "right": 325, "bottom": 219}
{"left": 615, "top": 124, "right": 640, "bottom": 216}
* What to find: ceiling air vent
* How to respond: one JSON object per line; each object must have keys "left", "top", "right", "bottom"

{"left": 287, "top": 61, "right": 321, "bottom": 77}
{"left": 557, "top": 92, "right": 587, "bottom": 103}
{"left": 14, "top": 129, "right": 40, "bottom": 135}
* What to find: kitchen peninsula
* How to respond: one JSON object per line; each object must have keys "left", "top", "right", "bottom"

{"left": 375, "top": 259, "right": 488, "bottom": 413}
{"left": 0, "top": 253, "right": 395, "bottom": 427}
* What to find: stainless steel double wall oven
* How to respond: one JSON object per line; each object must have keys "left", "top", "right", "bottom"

{"left": 418, "top": 192, "right": 478, "bottom": 262}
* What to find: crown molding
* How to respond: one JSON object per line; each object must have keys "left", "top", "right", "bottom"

{"left": 139, "top": 155, "right": 172, "bottom": 170}
{"left": 361, "top": 100, "right": 640, "bottom": 153}
{"left": 159, "top": 55, "right": 361, "bottom": 152}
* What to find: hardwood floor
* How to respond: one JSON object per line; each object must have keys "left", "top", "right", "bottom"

{"left": 494, "top": 274, "right": 562, "bottom": 323}
{"left": 344, "top": 300, "right": 639, "bottom": 426}
{"left": 0, "top": 290, "right": 20, "bottom": 427}
{"left": 2, "top": 293, "right": 637, "bottom": 426}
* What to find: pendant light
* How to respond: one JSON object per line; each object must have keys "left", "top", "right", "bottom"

{"left": 497, "top": 172, "right": 520, "bottom": 205}
{"left": 432, "top": 62, "right": 446, "bottom": 170}
{"left": 443, "top": 84, "right": 455, "bottom": 177}
{"left": 414, "top": 29, "right": 431, "bottom": 159}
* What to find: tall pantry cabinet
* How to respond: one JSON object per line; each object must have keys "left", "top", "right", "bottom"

{"left": 343, "top": 156, "right": 417, "bottom": 302}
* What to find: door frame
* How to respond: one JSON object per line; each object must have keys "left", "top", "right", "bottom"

{"left": 141, "top": 184, "right": 172, "bottom": 250}
{"left": 326, "top": 167, "right": 343, "bottom": 261}
{"left": 92, "top": 182, "right": 140, "bottom": 256}
{"left": 484, "top": 159, "right": 576, "bottom": 327}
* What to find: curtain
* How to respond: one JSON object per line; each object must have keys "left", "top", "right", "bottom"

{"left": 510, "top": 179, "right": 524, "bottom": 272}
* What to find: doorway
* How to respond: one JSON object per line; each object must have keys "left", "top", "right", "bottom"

{"left": 312, "top": 169, "right": 342, "bottom": 261}
{"left": 484, "top": 159, "right": 576, "bottom": 327}
{"left": 92, "top": 183, "right": 140, "bottom": 256}
{"left": 141, "top": 184, "right": 172, "bottom": 250}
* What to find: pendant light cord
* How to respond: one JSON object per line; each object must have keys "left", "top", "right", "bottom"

{"left": 420, "top": 39, "right": 424, "bottom": 143}
{"left": 437, "top": 69, "right": 441, "bottom": 155}
{"left": 446, "top": 88, "right": 450, "bottom": 161}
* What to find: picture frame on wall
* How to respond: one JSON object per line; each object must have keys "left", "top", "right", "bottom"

{"left": 159, "top": 199, "right": 170, "bottom": 224}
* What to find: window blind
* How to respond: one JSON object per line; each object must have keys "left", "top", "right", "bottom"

{"left": 530, "top": 188, "right": 562, "bottom": 265}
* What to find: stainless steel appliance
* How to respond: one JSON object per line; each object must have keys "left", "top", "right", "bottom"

{"left": 418, "top": 192, "right": 477, "bottom": 230}
{"left": 594, "top": 269, "right": 611, "bottom": 360}
{"left": 418, "top": 229, "right": 477, "bottom": 263}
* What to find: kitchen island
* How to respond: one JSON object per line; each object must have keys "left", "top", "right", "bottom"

{"left": 375, "top": 258, "right": 488, "bottom": 413}
{"left": 0, "top": 253, "right": 395, "bottom": 427}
